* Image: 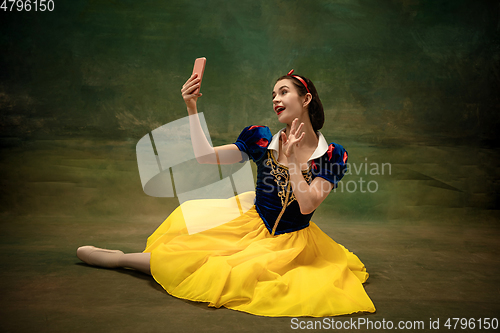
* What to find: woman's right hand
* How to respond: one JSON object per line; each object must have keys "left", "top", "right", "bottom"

{"left": 181, "top": 74, "right": 202, "bottom": 114}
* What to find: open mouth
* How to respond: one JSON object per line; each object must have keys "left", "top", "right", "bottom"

{"left": 275, "top": 106, "right": 285, "bottom": 115}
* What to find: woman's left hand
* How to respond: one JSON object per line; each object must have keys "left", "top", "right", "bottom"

{"left": 281, "top": 118, "right": 305, "bottom": 158}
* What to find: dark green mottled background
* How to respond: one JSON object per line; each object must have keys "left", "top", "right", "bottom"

{"left": 1, "top": 0, "right": 498, "bottom": 145}
{"left": 1, "top": 0, "right": 499, "bottom": 221}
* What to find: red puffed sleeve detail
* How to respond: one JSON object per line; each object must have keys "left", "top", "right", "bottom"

{"left": 234, "top": 125, "right": 272, "bottom": 162}
{"left": 312, "top": 142, "right": 349, "bottom": 189}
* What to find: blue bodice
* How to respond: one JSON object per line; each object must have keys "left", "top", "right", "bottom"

{"left": 234, "top": 125, "right": 348, "bottom": 236}
{"left": 254, "top": 150, "right": 314, "bottom": 235}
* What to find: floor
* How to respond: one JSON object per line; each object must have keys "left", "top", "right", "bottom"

{"left": 0, "top": 137, "right": 498, "bottom": 333}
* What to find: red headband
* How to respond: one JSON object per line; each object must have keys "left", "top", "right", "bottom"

{"left": 287, "top": 69, "right": 310, "bottom": 94}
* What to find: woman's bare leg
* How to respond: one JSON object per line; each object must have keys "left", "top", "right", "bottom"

{"left": 119, "top": 253, "right": 151, "bottom": 275}
{"left": 77, "top": 246, "right": 151, "bottom": 275}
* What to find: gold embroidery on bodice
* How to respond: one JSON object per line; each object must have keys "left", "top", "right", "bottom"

{"left": 264, "top": 151, "right": 313, "bottom": 207}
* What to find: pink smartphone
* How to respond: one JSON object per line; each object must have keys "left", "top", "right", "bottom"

{"left": 191, "top": 57, "right": 206, "bottom": 95}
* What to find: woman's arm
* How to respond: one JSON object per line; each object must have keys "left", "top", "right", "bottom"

{"left": 181, "top": 74, "right": 242, "bottom": 164}
{"left": 282, "top": 119, "right": 333, "bottom": 214}
{"left": 288, "top": 164, "right": 333, "bottom": 215}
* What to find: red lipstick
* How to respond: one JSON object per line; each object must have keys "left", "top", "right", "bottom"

{"left": 274, "top": 105, "right": 285, "bottom": 115}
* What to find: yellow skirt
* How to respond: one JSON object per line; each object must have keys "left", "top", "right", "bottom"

{"left": 143, "top": 192, "right": 376, "bottom": 317}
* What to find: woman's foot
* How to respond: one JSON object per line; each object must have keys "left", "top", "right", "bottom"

{"left": 77, "top": 246, "right": 124, "bottom": 268}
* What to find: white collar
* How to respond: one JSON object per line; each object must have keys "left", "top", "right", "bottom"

{"left": 268, "top": 128, "right": 329, "bottom": 162}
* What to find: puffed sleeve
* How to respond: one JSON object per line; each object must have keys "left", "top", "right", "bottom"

{"left": 233, "top": 125, "right": 272, "bottom": 162}
{"left": 312, "top": 142, "right": 349, "bottom": 189}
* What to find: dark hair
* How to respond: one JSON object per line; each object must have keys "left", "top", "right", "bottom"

{"left": 275, "top": 73, "right": 324, "bottom": 132}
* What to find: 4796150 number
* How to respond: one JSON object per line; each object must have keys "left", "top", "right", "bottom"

{"left": 444, "top": 318, "right": 498, "bottom": 330}
{"left": 1, "top": 0, "right": 54, "bottom": 11}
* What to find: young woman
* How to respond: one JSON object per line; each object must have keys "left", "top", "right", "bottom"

{"left": 77, "top": 69, "right": 376, "bottom": 317}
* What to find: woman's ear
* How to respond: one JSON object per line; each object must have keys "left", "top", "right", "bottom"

{"left": 303, "top": 93, "right": 312, "bottom": 108}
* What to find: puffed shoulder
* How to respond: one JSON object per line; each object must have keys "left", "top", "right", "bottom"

{"left": 233, "top": 125, "right": 272, "bottom": 162}
{"left": 311, "top": 142, "right": 349, "bottom": 188}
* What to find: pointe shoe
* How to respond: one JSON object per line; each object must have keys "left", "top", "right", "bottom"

{"left": 77, "top": 246, "right": 124, "bottom": 268}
